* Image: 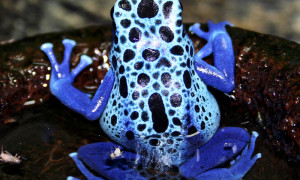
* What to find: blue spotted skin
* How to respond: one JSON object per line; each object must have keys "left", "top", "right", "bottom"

{"left": 41, "top": 0, "right": 261, "bottom": 179}
{"left": 103, "top": 0, "right": 219, "bottom": 166}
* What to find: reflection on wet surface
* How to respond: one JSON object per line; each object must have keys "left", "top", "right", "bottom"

{"left": 0, "top": 93, "right": 299, "bottom": 179}
{"left": 0, "top": 98, "right": 106, "bottom": 179}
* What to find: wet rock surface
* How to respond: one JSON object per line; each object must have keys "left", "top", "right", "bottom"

{"left": 228, "top": 27, "right": 300, "bottom": 164}
{"left": 0, "top": 25, "right": 299, "bottom": 179}
{"left": 189, "top": 24, "right": 300, "bottom": 164}
{"left": 0, "top": 26, "right": 112, "bottom": 122}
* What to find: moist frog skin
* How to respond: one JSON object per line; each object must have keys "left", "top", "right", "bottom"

{"left": 41, "top": 0, "right": 261, "bottom": 179}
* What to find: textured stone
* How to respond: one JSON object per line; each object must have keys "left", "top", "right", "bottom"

{"left": 0, "top": 24, "right": 299, "bottom": 178}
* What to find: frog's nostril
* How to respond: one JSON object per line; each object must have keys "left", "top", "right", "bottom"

{"left": 137, "top": 0, "right": 159, "bottom": 18}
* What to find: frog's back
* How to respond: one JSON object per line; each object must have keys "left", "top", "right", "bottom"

{"left": 100, "top": 0, "right": 220, "bottom": 166}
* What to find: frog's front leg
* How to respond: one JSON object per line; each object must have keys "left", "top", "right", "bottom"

{"left": 190, "top": 21, "right": 235, "bottom": 93}
{"left": 40, "top": 39, "right": 114, "bottom": 120}
{"left": 180, "top": 128, "right": 261, "bottom": 180}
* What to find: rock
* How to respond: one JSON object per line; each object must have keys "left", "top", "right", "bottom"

{"left": 0, "top": 24, "right": 299, "bottom": 164}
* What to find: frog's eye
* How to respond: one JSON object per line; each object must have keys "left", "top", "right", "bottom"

{"left": 137, "top": 0, "right": 159, "bottom": 19}
{"left": 118, "top": 0, "right": 131, "bottom": 11}
{"left": 110, "top": 6, "right": 116, "bottom": 30}
{"left": 179, "top": 0, "right": 183, "bottom": 11}
{"left": 110, "top": 6, "right": 115, "bottom": 19}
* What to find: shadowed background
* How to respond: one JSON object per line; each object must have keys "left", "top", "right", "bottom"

{"left": 0, "top": 0, "right": 299, "bottom": 43}
{"left": 0, "top": 0, "right": 299, "bottom": 179}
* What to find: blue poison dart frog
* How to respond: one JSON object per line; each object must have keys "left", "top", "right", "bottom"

{"left": 41, "top": 0, "right": 261, "bottom": 179}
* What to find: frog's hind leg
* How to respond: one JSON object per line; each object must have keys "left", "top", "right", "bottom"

{"left": 190, "top": 21, "right": 235, "bottom": 93}
{"left": 40, "top": 40, "right": 114, "bottom": 120}
{"left": 179, "top": 127, "right": 261, "bottom": 180}
{"left": 69, "top": 142, "right": 146, "bottom": 180}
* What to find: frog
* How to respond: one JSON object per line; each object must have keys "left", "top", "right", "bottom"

{"left": 41, "top": 0, "right": 261, "bottom": 179}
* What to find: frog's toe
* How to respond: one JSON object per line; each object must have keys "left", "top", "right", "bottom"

{"left": 70, "top": 55, "right": 93, "bottom": 81}
{"left": 66, "top": 176, "right": 80, "bottom": 180}
{"left": 180, "top": 127, "right": 251, "bottom": 179}
{"left": 189, "top": 23, "right": 209, "bottom": 40}
{"left": 207, "top": 20, "right": 234, "bottom": 28}
{"left": 67, "top": 176, "right": 93, "bottom": 180}
{"left": 181, "top": 130, "right": 261, "bottom": 180}
{"left": 69, "top": 152, "right": 104, "bottom": 180}
{"left": 71, "top": 142, "right": 146, "bottom": 180}
{"left": 227, "top": 131, "right": 262, "bottom": 179}
{"left": 60, "top": 39, "right": 76, "bottom": 70}
{"left": 40, "top": 42, "right": 60, "bottom": 80}
{"left": 62, "top": 39, "right": 76, "bottom": 48}
{"left": 189, "top": 23, "right": 200, "bottom": 32}
{"left": 221, "top": 20, "right": 234, "bottom": 27}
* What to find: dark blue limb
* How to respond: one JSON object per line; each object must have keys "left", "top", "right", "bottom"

{"left": 86, "top": 69, "right": 114, "bottom": 120}
{"left": 69, "top": 152, "right": 104, "bottom": 180}
{"left": 70, "top": 142, "right": 146, "bottom": 180}
{"left": 179, "top": 127, "right": 261, "bottom": 180}
{"left": 223, "top": 131, "right": 261, "bottom": 179}
{"left": 190, "top": 21, "right": 235, "bottom": 93}
{"left": 40, "top": 39, "right": 114, "bottom": 120}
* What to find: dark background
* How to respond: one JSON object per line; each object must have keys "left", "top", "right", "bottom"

{"left": 0, "top": 0, "right": 299, "bottom": 43}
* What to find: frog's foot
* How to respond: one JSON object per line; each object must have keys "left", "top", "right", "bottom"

{"left": 180, "top": 127, "right": 261, "bottom": 180}
{"left": 190, "top": 21, "right": 235, "bottom": 93}
{"left": 224, "top": 132, "right": 261, "bottom": 179}
{"left": 41, "top": 40, "right": 114, "bottom": 120}
{"left": 69, "top": 142, "right": 146, "bottom": 180}
{"left": 41, "top": 39, "right": 92, "bottom": 87}
{"left": 40, "top": 40, "right": 93, "bottom": 113}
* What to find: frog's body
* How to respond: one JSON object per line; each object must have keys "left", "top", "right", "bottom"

{"left": 102, "top": 0, "right": 219, "bottom": 166}
{"left": 41, "top": 0, "right": 261, "bottom": 179}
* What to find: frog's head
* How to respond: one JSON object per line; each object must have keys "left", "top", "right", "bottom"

{"left": 109, "top": 0, "right": 192, "bottom": 72}
{"left": 111, "top": 0, "right": 183, "bottom": 30}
